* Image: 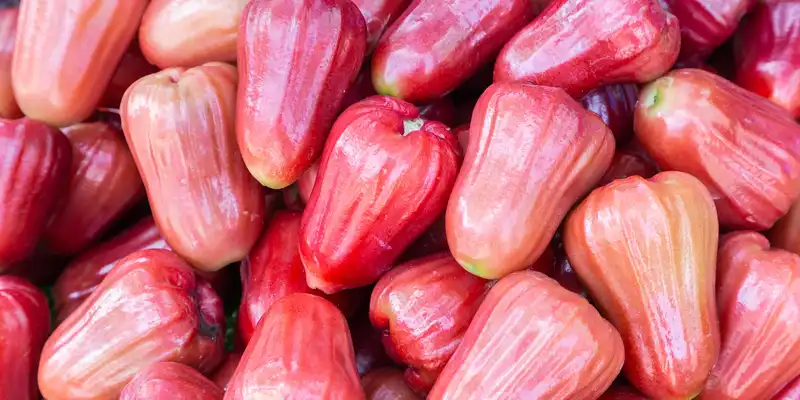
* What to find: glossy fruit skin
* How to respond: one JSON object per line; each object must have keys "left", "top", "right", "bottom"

{"left": 120, "top": 362, "right": 224, "bottom": 400}
{"left": 0, "top": 118, "right": 72, "bottom": 271}
{"left": 211, "top": 353, "right": 241, "bottom": 392}
{"left": 44, "top": 122, "right": 144, "bottom": 256}
{"left": 225, "top": 294, "right": 364, "bottom": 400}
{"left": 139, "top": 0, "right": 246, "bottom": 68}
{"left": 769, "top": 199, "right": 800, "bottom": 256}
{"left": 372, "top": 0, "right": 533, "bottom": 103}
{"left": 580, "top": 84, "right": 639, "bottom": 143}
{"left": 699, "top": 232, "right": 800, "bottom": 400}
{"left": 446, "top": 82, "right": 614, "bottom": 280}
{"left": 634, "top": 69, "right": 800, "bottom": 230}
{"left": 775, "top": 375, "right": 800, "bottom": 399}
{"left": 661, "top": 0, "right": 755, "bottom": 60}
{"left": 362, "top": 368, "right": 421, "bottom": 400}
{"left": 0, "top": 7, "right": 20, "bottom": 118}
{"left": 39, "top": 249, "right": 225, "bottom": 400}
{"left": 300, "top": 96, "right": 461, "bottom": 293}
{"left": 0, "top": 276, "right": 51, "bottom": 400}
{"left": 370, "top": 253, "right": 492, "bottom": 394}
{"left": 428, "top": 271, "right": 624, "bottom": 399}
{"left": 12, "top": 0, "right": 148, "bottom": 127}
{"left": 237, "top": 0, "right": 366, "bottom": 189}
{"left": 121, "top": 63, "right": 264, "bottom": 271}
{"left": 564, "top": 172, "right": 720, "bottom": 400}
{"left": 297, "top": 162, "right": 319, "bottom": 204}
{"left": 733, "top": 0, "right": 800, "bottom": 118}
{"left": 52, "top": 216, "right": 168, "bottom": 323}
{"left": 102, "top": 42, "right": 158, "bottom": 108}
{"left": 238, "top": 210, "right": 363, "bottom": 344}
{"left": 351, "top": 0, "right": 411, "bottom": 52}
{"left": 495, "top": 0, "right": 679, "bottom": 98}
{"left": 597, "top": 140, "right": 660, "bottom": 187}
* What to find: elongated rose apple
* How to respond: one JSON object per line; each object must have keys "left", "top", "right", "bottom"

{"left": 699, "top": 232, "right": 800, "bottom": 400}
{"left": 564, "top": 172, "right": 720, "bottom": 400}
{"left": 370, "top": 253, "right": 492, "bottom": 393}
{"left": 446, "top": 82, "right": 614, "bottom": 280}
{"left": 120, "top": 362, "right": 224, "bottom": 400}
{"left": 351, "top": 0, "right": 411, "bottom": 52}
{"left": 139, "top": 0, "right": 246, "bottom": 68}
{"left": 300, "top": 96, "right": 461, "bottom": 293}
{"left": 12, "top": 0, "right": 148, "bottom": 126}
{"left": 44, "top": 122, "right": 144, "bottom": 255}
{"left": 237, "top": 0, "right": 366, "bottom": 189}
{"left": 428, "top": 271, "right": 624, "bottom": 399}
{"left": 225, "top": 294, "right": 363, "bottom": 400}
{"left": 661, "top": 0, "right": 755, "bottom": 60}
{"left": 733, "top": 0, "right": 800, "bottom": 118}
{"left": 362, "top": 368, "right": 420, "bottom": 400}
{"left": 634, "top": 69, "right": 800, "bottom": 230}
{"left": 0, "top": 118, "right": 71, "bottom": 271}
{"left": 39, "top": 249, "right": 225, "bottom": 400}
{"left": 121, "top": 63, "right": 264, "bottom": 271}
{"left": 372, "top": 0, "right": 532, "bottom": 103}
{"left": 495, "top": 0, "right": 679, "bottom": 97}
{"left": 0, "top": 6, "right": 20, "bottom": 118}
{"left": 0, "top": 276, "right": 50, "bottom": 400}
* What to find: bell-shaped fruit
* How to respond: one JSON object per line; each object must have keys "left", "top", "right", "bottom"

{"left": 300, "top": 96, "right": 461, "bottom": 293}
{"left": 52, "top": 216, "right": 168, "bottom": 323}
{"left": 351, "top": 0, "right": 411, "bottom": 52}
{"left": 428, "top": 270, "right": 624, "bottom": 399}
{"left": 733, "top": 0, "right": 800, "bottom": 118}
{"left": 699, "top": 232, "right": 800, "bottom": 400}
{"left": 38, "top": 249, "right": 225, "bottom": 400}
{"left": 634, "top": 68, "right": 800, "bottom": 230}
{"left": 225, "top": 294, "right": 363, "bottom": 400}
{"left": 564, "top": 171, "right": 720, "bottom": 399}
{"left": 211, "top": 353, "right": 241, "bottom": 392}
{"left": 362, "top": 368, "right": 421, "bottom": 400}
{"left": 372, "top": 0, "right": 533, "bottom": 103}
{"left": 0, "top": 6, "right": 20, "bottom": 118}
{"left": 44, "top": 122, "right": 144, "bottom": 255}
{"left": 12, "top": 0, "right": 148, "bottom": 126}
{"left": 661, "top": 0, "right": 755, "bottom": 60}
{"left": 495, "top": 0, "right": 679, "bottom": 97}
{"left": 0, "top": 118, "right": 72, "bottom": 271}
{"left": 446, "top": 82, "right": 614, "bottom": 280}
{"left": 139, "top": 0, "right": 246, "bottom": 68}
{"left": 370, "top": 253, "right": 492, "bottom": 394}
{"left": 580, "top": 84, "right": 639, "bottom": 143}
{"left": 120, "top": 362, "right": 224, "bottom": 400}
{"left": 121, "top": 62, "right": 264, "bottom": 271}
{"left": 0, "top": 276, "right": 51, "bottom": 400}
{"left": 102, "top": 42, "right": 158, "bottom": 108}
{"left": 237, "top": 0, "right": 366, "bottom": 189}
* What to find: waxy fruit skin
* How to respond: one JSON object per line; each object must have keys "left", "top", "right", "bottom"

{"left": 362, "top": 368, "right": 421, "bottom": 400}
{"left": 120, "top": 362, "right": 224, "bottom": 400}
{"left": 39, "top": 249, "right": 225, "bottom": 400}
{"left": 699, "top": 232, "right": 800, "bottom": 400}
{"left": 351, "top": 0, "right": 411, "bottom": 52}
{"left": 139, "top": 0, "right": 246, "bottom": 68}
{"left": 102, "top": 43, "right": 158, "bottom": 108}
{"left": 580, "top": 84, "right": 639, "bottom": 143}
{"left": 225, "top": 294, "right": 364, "bottom": 400}
{"left": 370, "top": 253, "right": 492, "bottom": 393}
{"left": 300, "top": 96, "right": 461, "bottom": 293}
{"left": 734, "top": 0, "right": 800, "bottom": 118}
{"left": 52, "top": 216, "right": 168, "bottom": 323}
{"left": 121, "top": 63, "right": 264, "bottom": 271}
{"left": 0, "top": 7, "right": 20, "bottom": 118}
{"left": 211, "top": 353, "right": 241, "bottom": 392}
{"left": 297, "top": 162, "right": 319, "bottom": 204}
{"left": 0, "top": 118, "right": 72, "bottom": 271}
{"left": 0, "top": 276, "right": 51, "bottom": 400}
{"left": 12, "top": 0, "right": 148, "bottom": 127}
{"left": 44, "top": 122, "right": 144, "bottom": 256}
{"left": 564, "top": 172, "right": 720, "bottom": 400}
{"left": 371, "top": 0, "right": 533, "bottom": 103}
{"left": 661, "top": 0, "right": 755, "bottom": 60}
{"left": 428, "top": 271, "right": 624, "bottom": 399}
{"left": 494, "top": 0, "right": 679, "bottom": 97}
{"left": 769, "top": 199, "right": 800, "bottom": 256}
{"left": 238, "top": 210, "right": 362, "bottom": 344}
{"left": 776, "top": 375, "right": 800, "bottom": 399}
{"left": 446, "top": 82, "right": 614, "bottom": 280}
{"left": 237, "top": 0, "right": 366, "bottom": 189}
{"left": 597, "top": 140, "right": 660, "bottom": 187}
{"left": 634, "top": 69, "right": 800, "bottom": 230}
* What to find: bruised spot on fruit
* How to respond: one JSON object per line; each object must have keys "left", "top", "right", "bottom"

{"left": 402, "top": 118, "right": 424, "bottom": 136}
